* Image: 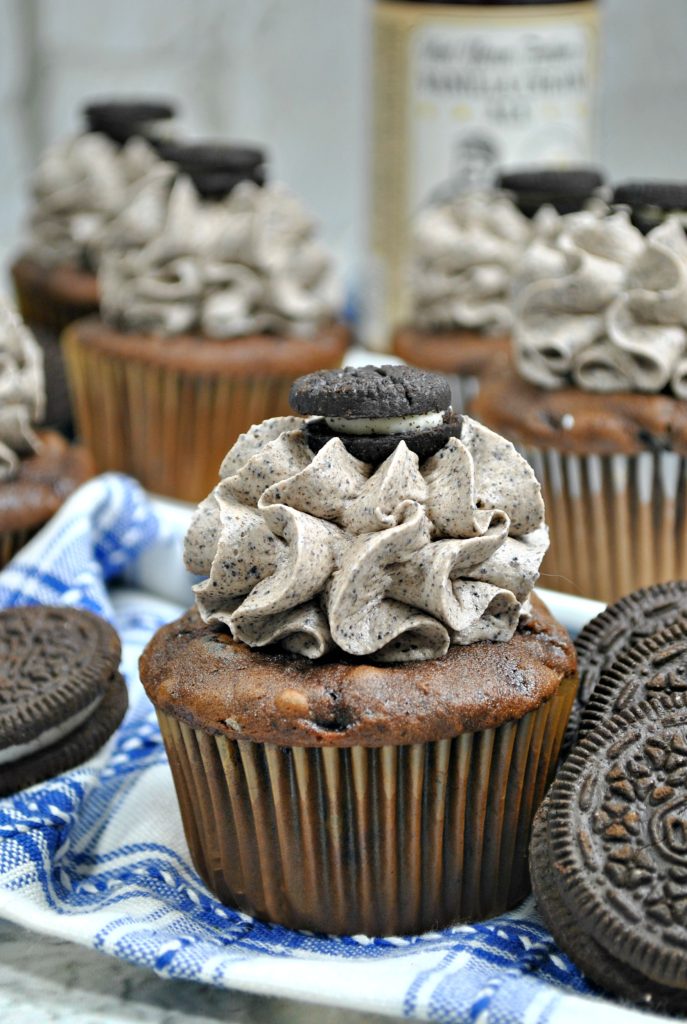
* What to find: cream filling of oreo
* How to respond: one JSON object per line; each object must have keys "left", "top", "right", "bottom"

{"left": 324, "top": 410, "right": 446, "bottom": 436}
{"left": 0, "top": 694, "right": 104, "bottom": 766}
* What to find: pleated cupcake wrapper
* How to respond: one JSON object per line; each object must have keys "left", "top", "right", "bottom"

{"left": 523, "top": 445, "right": 687, "bottom": 605}
{"left": 0, "top": 524, "right": 41, "bottom": 571}
{"left": 445, "top": 372, "right": 479, "bottom": 416}
{"left": 12, "top": 266, "right": 99, "bottom": 336}
{"left": 63, "top": 331, "right": 342, "bottom": 503}
{"left": 156, "top": 675, "right": 576, "bottom": 937}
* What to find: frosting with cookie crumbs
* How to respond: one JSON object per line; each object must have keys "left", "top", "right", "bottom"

{"left": 184, "top": 414, "right": 548, "bottom": 663}
{"left": 514, "top": 210, "right": 687, "bottom": 396}
{"left": 411, "top": 191, "right": 532, "bottom": 334}
{"left": 26, "top": 132, "right": 171, "bottom": 269}
{"left": 0, "top": 303, "right": 45, "bottom": 482}
{"left": 99, "top": 176, "right": 342, "bottom": 338}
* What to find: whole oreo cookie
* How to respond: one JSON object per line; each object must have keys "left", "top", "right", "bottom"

{"left": 565, "top": 581, "right": 687, "bottom": 749}
{"left": 155, "top": 141, "right": 266, "bottom": 198}
{"left": 613, "top": 181, "right": 687, "bottom": 233}
{"left": 531, "top": 693, "right": 687, "bottom": 1007}
{"left": 497, "top": 167, "right": 605, "bottom": 217}
{"left": 0, "top": 606, "right": 127, "bottom": 796}
{"left": 83, "top": 100, "right": 176, "bottom": 145}
{"left": 291, "top": 365, "right": 456, "bottom": 464}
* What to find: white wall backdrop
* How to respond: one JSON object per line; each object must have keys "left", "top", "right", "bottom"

{"left": 1, "top": 0, "right": 686, "bottom": 301}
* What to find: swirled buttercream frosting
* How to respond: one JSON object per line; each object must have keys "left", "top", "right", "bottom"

{"left": 99, "top": 176, "right": 342, "bottom": 337}
{"left": 26, "top": 132, "right": 171, "bottom": 269}
{"left": 0, "top": 304, "right": 44, "bottom": 481}
{"left": 184, "top": 414, "right": 548, "bottom": 663}
{"left": 515, "top": 211, "right": 687, "bottom": 395}
{"left": 411, "top": 191, "right": 532, "bottom": 334}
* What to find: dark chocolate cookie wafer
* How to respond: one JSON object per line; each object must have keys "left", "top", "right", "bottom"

{"left": 496, "top": 167, "right": 605, "bottom": 217}
{"left": 292, "top": 365, "right": 458, "bottom": 463}
{"left": 155, "top": 141, "right": 267, "bottom": 198}
{"left": 579, "top": 620, "right": 687, "bottom": 740}
{"left": 530, "top": 798, "right": 686, "bottom": 1014}
{"left": 613, "top": 181, "right": 687, "bottom": 234}
{"left": 565, "top": 581, "right": 687, "bottom": 749}
{"left": 83, "top": 100, "right": 176, "bottom": 145}
{"left": 533, "top": 694, "right": 687, "bottom": 1003}
{"left": 0, "top": 606, "right": 127, "bottom": 796}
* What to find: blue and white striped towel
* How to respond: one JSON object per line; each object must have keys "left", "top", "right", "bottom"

{"left": 0, "top": 474, "right": 665, "bottom": 1023}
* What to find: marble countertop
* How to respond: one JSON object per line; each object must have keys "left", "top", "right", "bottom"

{"left": 0, "top": 918, "right": 400, "bottom": 1024}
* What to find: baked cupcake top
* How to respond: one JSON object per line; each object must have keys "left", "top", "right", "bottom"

{"left": 513, "top": 208, "right": 687, "bottom": 396}
{"left": 99, "top": 175, "right": 342, "bottom": 338}
{"left": 184, "top": 365, "right": 548, "bottom": 664}
{"left": 25, "top": 129, "right": 172, "bottom": 271}
{"left": 0, "top": 302, "right": 44, "bottom": 481}
{"left": 410, "top": 191, "right": 532, "bottom": 334}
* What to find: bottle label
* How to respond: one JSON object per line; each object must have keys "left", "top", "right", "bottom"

{"left": 368, "top": 2, "right": 598, "bottom": 350}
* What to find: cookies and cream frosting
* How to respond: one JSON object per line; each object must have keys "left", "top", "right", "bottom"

{"left": 411, "top": 191, "right": 532, "bottom": 334}
{"left": 515, "top": 211, "right": 687, "bottom": 395}
{"left": 185, "top": 414, "right": 548, "bottom": 663}
{"left": 27, "top": 132, "right": 171, "bottom": 269}
{"left": 99, "top": 176, "right": 342, "bottom": 338}
{"left": 0, "top": 304, "right": 44, "bottom": 481}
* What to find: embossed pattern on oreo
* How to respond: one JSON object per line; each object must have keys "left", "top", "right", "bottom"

{"left": 547, "top": 693, "right": 687, "bottom": 991}
{"left": 580, "top": 619, "right": 687, "bottom": 739}
{"left": 0, "top": 606, "right": 121, "bottom": 746}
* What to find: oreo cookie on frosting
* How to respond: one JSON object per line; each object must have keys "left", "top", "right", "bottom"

{"left": 83, "top": 99, "right": 177, "bottom": 145}
{"left": 154, "top": 141, "right": 267, "bottom": 199}
{"left": 290, "top": 364, "right": 460, "bottom": 463}
{"left": 0, "top": 606, "right": 127, "bottom": 796}
{"left": 496, "top": 166, "right": 605, "bottom": 217}
{"left": 613, "top": 180, "right": 687, "bottom": 234}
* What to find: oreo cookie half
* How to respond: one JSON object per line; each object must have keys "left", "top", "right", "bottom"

{"left": 83, "top": 99, "right": 177, "bottom": 145}
{"left": 531, "top": 693, "right": 687, "bottom": 1007}
{"left": 155, "top": 141, "right": 267, "bottom": 198}
{"left": 496, "top": 167, "right": 605, "bottom": 217}
{"left": 613, "top": 180, "right": 687, "bottom": 233}
{"left": 291, "top": 365, "right": 457, "bottom": 464}
{"left": 565, "top": 581, "right": 687, "bottom": 750}
{"left": 0, "top": 606, "right": 127, "bottom": 796}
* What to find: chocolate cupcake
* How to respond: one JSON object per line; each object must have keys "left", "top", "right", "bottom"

{"left": 64, "top": 170, "right": 349, "bottom": 502}
{"left": 392, "top": 191, "right": 532, "bottom": 412}
{"left": 10, "top": 98, "right": 179, "bottom": 433}
{"left": 140, "top": 365, "right": 577, "bottom": 935}
{"left": 473, "top": 204, "right": 687, "bottom": 604}
{"left": 0, "top": 302, "right": 93, "bottom": 567}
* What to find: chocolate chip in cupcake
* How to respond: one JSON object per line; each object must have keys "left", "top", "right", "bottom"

{"left": 496, "top": 166, "right": 606, "bottom": 217}
{"left": 154, "top": 141, "right": 267, "bottom": 198}
{"left": 83, "top": 99, "right": 177, "bottom": 146}
{"left": 613, "top": 180, "right": 687, "bottom": 234}
{"left": 530, "top": 692, "right": 687, "bottom": 1012}
{"left": 290, "top": 364, "right": 461, "bottom": 463}
{"left": 0, "top": 606, "right": 127, "bottom": 796}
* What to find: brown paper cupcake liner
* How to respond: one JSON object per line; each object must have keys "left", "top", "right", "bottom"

{"left": 524, "top": 446, "right": 687, "bottom": 605}
{"left": 156, "top": 674, "right": 576, "bottom": 936}
{"left": 11, "top": 259, "right": 99, "bottom": 336}
{"left": 63, "top": 326, "right": 348, "bottom": 502}
{"left": 446, "top": 372, "right": 479, "bottom": 415}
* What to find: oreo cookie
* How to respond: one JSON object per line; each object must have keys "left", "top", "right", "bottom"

{"left": 0, "top": 606, "right": 127, "bottom": 796}
{"left": 496, "top": 167, "right": 605, "bottom": 217}
{"left": 613, "top": 181, "right": 687, "bottom": 234}
{"left": 530, "top": 693, "right": 687, "bottom": 1011}
{"left": 290, "top": 365, "right": 459, "bottom": 464}
{"left": 566, "top": 581, "right": 687, "bottom": 749}
{"left": 579, "top": 619, "right": 687, "bottom": 740}
{"left": 154, "top": 141, "right": 267, "bottom": 198}
{"left": 83, "top": 99, "right": 177, "bottom": 145}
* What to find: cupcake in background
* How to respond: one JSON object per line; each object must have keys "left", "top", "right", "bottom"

{"left": 0, "top": 300, "right": 93, "bottom": 567}
{"left": 392, "top": 190, "right": 531, "bottom": 412}
{"left": 64, "top": 144, "right": 349, "bottom": 503}
{"left": 473, "top": 196, "right": 687, "bottom": 604}
{"left": 140, "top": 364, "right": 577, "bottom": 936}
{"left": 10, "top": 99, "right": 179, "bottom": 435}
